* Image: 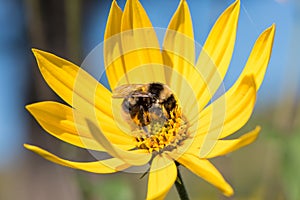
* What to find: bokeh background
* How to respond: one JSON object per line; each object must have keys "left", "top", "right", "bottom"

{"left": 0, "top": 0, "right": 299, "bottom": 199}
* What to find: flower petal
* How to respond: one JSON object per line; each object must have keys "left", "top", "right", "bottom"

{"left": 104, "top": 0, "right": 122, "bottom": 38}
{"left": 165, "top": 0, "right": 194, "bottom": 39}
{"left": 229, "top": 24, "right": 276, "bottom": 93}
{"left": 160, "top": 1, "right": 207, "bottom": 124}
{"left": 26, "top": 101, "right": 135, "bottom": 151}
{"left": 194, "top": 75, "right": 256, "bottom": 141}
{"left": 146, "top": 155, "right": 177, "bottom": 200}
{"left": 24, "top": 144, "right": 130, "bottom": 173}
{"left": 163, "top": 0, "right": 195, "bottom": 102}
{"left": 86, "top": 119, "right": 151, "bottom": 166}
{"left": 177, "top": 154, "right": 233, "bottom": 197}
{"left": 119, "top": 0, "right": 165, "bottom": 84}
{"left": 163, "top": 64, "right": 204, "bottom": 128}
{"left": 195, "top": 0, "right": 240, "bottom": 110}
{"left": 32, "top": 49, "right": 134, "bottom": 144}
{"left": 201, "top": 126, "right": 260, "bottom": 159}
{"left": 163, "top": 0, "right": 194, "bottom": 64}
{"left": 104, "top": 0, "right": 126, "bottom": 90}
{"left": 32, "top": 48, "right": 110, "bottom": 114}
{"left": 122, "top": 0, "right": 152, "bottom": 31}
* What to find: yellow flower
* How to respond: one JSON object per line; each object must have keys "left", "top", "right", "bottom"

{"left": 24, "top": 0, "right": 275, "bottom": 199}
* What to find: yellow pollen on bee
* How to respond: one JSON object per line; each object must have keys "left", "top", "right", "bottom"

{"left": 134, "top": 106, "right": 188, "bottom": 153}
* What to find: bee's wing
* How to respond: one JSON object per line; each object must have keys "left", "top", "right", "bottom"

{"left": 112, "top": 84, "right": 145, "bottom": 98}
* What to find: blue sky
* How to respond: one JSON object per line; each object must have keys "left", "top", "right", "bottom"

{"left": 0, "top": 0, "right": 28, "bottom": 168}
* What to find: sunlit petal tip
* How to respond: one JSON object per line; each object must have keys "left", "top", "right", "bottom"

{"left": 256, "top": 126, "right": 262, "bottom": 132}
{"left": 24, "top": 144, "right": 46, "bottom": 155}
{"left": 25, "top": 103, "right": 33, "bottom": 111}
{"left": 109, "top": 0, "right": 122, "bottom": 14}
{"left": 25, "top": 103, "right": 42, "bottom": 116}
{"left": 170, "top": 0, "right": 193, "bottom": 35}
{"left": 31, "top": 48, "right": 50, "bottom": 60}
{"left": 31, "top": 47, "right": 42, "bottom": 53}
{"left": 31, "top": 48, "right": 46, "bottom": 63}
{"left": 113, "top": 0, "right": 120, "bottom": 8}
{"left": 31, "top": 49, "right": 45, "bottom": 70}
{"left": 222, "top": 0, "right": 240, "bottom": 24}
{"left": 270, "top": 23, "right": 276, "bottom": 30}
{"left": 25, "top": 102, "right": 42, "bottom": 112}
{"left": 223, "top": 184, "right": 234, "bottom": 197}
{"left": 24, "top": 143, "right": 47, "bottom": 157}
{"left": 230, "top": 0, "right": 240, "bottom": 12}
{"left": 233, "top": 0, "right": 240, "bottom": 7}
{"left": 23, "top": 143, "right": 32, "bottom": 150}
{"left": 31, "top": 48, "right": 67, "bottom": 73}
{"left": 248, "top": 126, "right": 261, "bottom": 140}
{"left": 260, "top": 24, "right": 276, "bottom": 42}
{"left": 122, "top": 0, "right": 153, "bottom": 30}
{"left": 235, "top": 126, "right": 261, "bottom": 147}
{"left": 25, "top": 104, "right": 38, "bottom": 117}
{"left": 231, "top": 125, "right": 261, "bottom": 149}
{"left": 266, "top": 23, "right": 276, "bottom": 39}
{"left": 123, "top": 0, "right": 156, "bottom": 30}
{"left": 31, "top": 48, "right": 39, "bottom": 53}
{"left": 227, "top": 1, "right": 240, "bottom": 25}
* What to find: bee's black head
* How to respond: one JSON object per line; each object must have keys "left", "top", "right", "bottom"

{"left": 148, "top": 83, "right": 164, "bottom": 98}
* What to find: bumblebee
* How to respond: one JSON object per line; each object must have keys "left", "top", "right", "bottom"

{"left": 112, "top": 83, "right": 178, "bottom": 131}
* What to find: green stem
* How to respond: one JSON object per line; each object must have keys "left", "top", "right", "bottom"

{"left": 175, "top": 166, "right": 190, "bottom": 200}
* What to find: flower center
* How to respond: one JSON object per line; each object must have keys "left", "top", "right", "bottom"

{"left": 113, "top": 83, "right": 189, "bottom": 153}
